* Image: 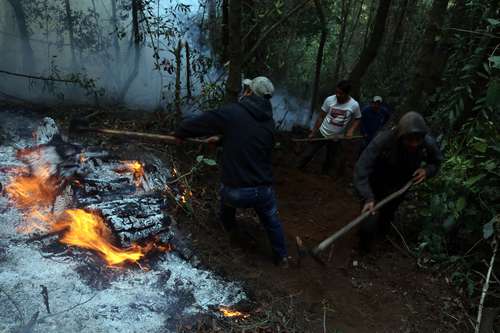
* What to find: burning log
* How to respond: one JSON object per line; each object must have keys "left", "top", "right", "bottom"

{"left": 4, "top": 117, "right": 176, "bottom": 266}
{"left": 53, "top": 209, "right": 160, "bottom": 266}
{"left": 87, "top": 196, "right": 172, "bottom": 247}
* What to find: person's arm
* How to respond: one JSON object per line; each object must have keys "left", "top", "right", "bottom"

{"left": 346, "top": 119, "right": 360, "bottom": 138}
{"left": 354, "top": 131, "right": 391, "bottom": 212}
{"left": 413, "top": 134, "right": 444, "bottom": 184}
{"left": 345, "top": 102, "right": 362, "bottom": 137}
{"left": 309, "top": 97, "right": 332, "bottom": 138}
{"left": 175, "top": 108, "right": 227, "bottom": 139}
{"left": 309, "top": 112, "right": 327, "bottom": 138}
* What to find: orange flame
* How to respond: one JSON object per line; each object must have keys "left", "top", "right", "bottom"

{"left": 53, "top": 209, "right": 153, "bottom": 266}
{"left": 5, "top": 166, "right": 58, "bottom": 209}
{"left": 119, "top": 161, "right": 145, "bottom": 187}
{"left": 219, "top": 307, "right": 249, "bottom": 319}
{"left": 6, "top": 152, "right": 169, "bottom": 266}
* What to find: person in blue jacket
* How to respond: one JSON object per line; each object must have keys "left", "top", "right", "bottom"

{"left": 360, "top": 96, "right": 391, "bottom": 151}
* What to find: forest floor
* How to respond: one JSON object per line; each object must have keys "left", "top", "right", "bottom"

{"left": 21, "top": 104, "right": 470, "bottom": 332}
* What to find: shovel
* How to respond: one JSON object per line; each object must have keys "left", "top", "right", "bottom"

{"left": 296, "top": 180, "right": 413, "bottom": 265}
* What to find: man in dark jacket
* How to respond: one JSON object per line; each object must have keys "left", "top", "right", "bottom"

{"left": 174, "top": 76, "right": 288, "bottom": 266}
{"left": 353, "top": 112, "right": 443, "bottom": 251}
{"left": 360, "top": 95, "right": 391, "bottom": 150}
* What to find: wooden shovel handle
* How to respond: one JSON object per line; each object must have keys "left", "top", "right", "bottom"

{"left": 76, "top": 127, "right": 219, "bottom": 144}
{"left": 313, "top": 180, "right": 413, "bottom": 254}
{"left": 292, "top": 135, "right": 363, "bottom": 142}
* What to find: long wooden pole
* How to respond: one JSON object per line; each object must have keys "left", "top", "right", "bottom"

{"left": 292, "top": 135, "right": 363, "bottom": 142}
{"left": 74, "top": 127, "right": 218, "bottom": 144}
{"left": 313, "top": 180, "right": 413, "bottom": 254}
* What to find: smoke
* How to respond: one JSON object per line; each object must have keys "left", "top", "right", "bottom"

{"left": 272, "top": 90, "right": 313, "bottom": 131}
{"left": 0, "top": 0, "right": 208, "bottom": 108}
{"left": 0, "top": 0, "right": 312, "bottom": 130}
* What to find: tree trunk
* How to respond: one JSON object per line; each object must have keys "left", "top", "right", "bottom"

{"left": 224, "top": 0, "right": 242, "bottom": 103}
{"left": 110, "top": 0, "right": 121, "bottom": 62}
{"left": 207, "top": 0, "right": 217, "bottom": 48}
{"left": 348, "top": 0, "right": 392, "bottom": 100}
{"left": 406, "top": 0, "right": 449, "bottom": 111}
{"left": 385, "top": 0, "right": 409, "bottom": 69}
{"left": 63, "top": 0, "right": 77, "bottom": 68}
{"left": 185, "top": 41, "right": 192, "bottom": 100}
{"left": 91, "top": 0, "right": 101, "bottom": 49}
{"left": 175, "top": 40, "right": 183, "bottom": 114}
{"left": 310, "top": 0, "right": 328, "bottom": 116}
{"left": 427, "top": 0, "right": 466, "bottom": 91}
{"left": 362, "top": 0, "right": 376, "bottom": 51}
{"left": 333, "top": 0, "right": 350, "bottom": 82}
{"left": 118, "top": 0, "right": 142, "bottom": 102}
{"left": 6, "top": 0, "right": 35, "bottom": 73}
{"left": 221, "top": 0, "right": 229, "bottom": 62}
{"left": 242, "top": 0, "right": 263, "bottom": 76}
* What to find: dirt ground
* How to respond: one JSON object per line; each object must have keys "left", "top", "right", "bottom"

{"left": 30, "top": 105, "right": 468, "bottom": 332}
{"left": 173, "top": 140, "right": 468, "bottom": 333}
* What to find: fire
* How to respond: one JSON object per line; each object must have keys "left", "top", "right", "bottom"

{"left": 6, "top": 154, "right": 169, "bottom": 266}
{"left": 178, "top": 189, "right": 192, "bottom": 205}
{"left": 219, "top": 307, "right": 249, "bottom": 319}
{"left": 5, "top": 165, "right": 58, "bottom": 208}
{"left": 119, "top": 161, "right": 145, "bottom": 187}
{"left": 54, "top": 209, "right": 152, "bottom": 266}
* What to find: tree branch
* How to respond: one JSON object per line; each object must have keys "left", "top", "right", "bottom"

{"left": 0, "top": 70, "right": 80, "bottom": 84}
{"left": 475, "top": 239, "right": 498, "bottom": 333}
{"left": 243, "top": 0, "right": 312, "bottom": 63}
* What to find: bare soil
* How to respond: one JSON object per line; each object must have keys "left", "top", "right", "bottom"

{"left": 36, "top": 106, "right": 467, "bottom": 332}
{"left": 174, "top": 141, "right": 467, "bottom": 332}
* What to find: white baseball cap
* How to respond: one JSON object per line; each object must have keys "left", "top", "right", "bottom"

{"left": 242, "top": 76, "right": 274, "bottom": 98}
{"left": 373, "top": 96, "right": 383, "bottom": 103}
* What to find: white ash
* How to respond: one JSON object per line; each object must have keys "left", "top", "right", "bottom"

{"left": 35, "top": 117, "right": 60, "bottom": 145}
{"left": 0, "top": 110, "right": 246, "bottom": 332}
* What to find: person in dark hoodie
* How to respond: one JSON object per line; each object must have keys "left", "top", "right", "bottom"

{"left": 174, "top": 76, "right": 289, "bottom": 267}
{"left": 353, "top": 112, "right": 443, "bottom": 251}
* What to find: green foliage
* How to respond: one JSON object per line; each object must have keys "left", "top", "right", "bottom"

{"left": 483, "top": 215, "right": 499, "bottom": 240}
{"left": 196, "top": 155, "right": 217, "bottom": 167}
{"left": 419, "top": 110, "right": 499, "bottom": 238}
{"left": 414, "top": 3, "right": 499, "bottom": 302}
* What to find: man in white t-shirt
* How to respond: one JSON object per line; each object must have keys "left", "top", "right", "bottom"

{"left": 298, "top": 80, "right": 361, "bottom": 174}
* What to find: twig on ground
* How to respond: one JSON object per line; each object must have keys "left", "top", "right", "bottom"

{"left": 475, "top": 239, "right": 498, "bottom": 333}
{"left": 167, "top": 168, "right": 196, "bottom": 185}
{"left": 16, "top": 311, "right": 39, "bottom": 333}
{"left": 386, "top": 236, "right": 411, "bottom": 258}
{"left": 0, "top": 287, "right": 24, "bottom": 325}
{"left": 322, "top": 299, "right": 327, "bottom": 333}
{"left": 40, "top": 285, "right": 50, "bottom": 314}
{"left": 464, "top": 238, "right": 483, "bottom": 257}
{"left": 390, "top": 222, "right": 416, "bottom": 257}
{"left": 38, "top": 293, "right": 97, "bottom": 322}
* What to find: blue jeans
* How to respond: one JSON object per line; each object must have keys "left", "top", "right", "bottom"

{"left": 220, "top": 185, "right": 288, "bottom": 259}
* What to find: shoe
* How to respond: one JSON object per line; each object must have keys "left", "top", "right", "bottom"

{"left": 275, "top": 256, "right": 290, "bottom": 268}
